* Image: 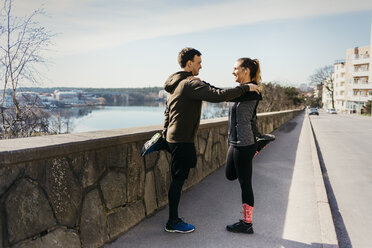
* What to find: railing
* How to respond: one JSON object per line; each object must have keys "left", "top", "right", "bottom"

{"left": 352, "top": 56, "right": 370, "bottom": 65}
{"left": 352, "top": 54, "right": 370, "bottom": 59}
{"left": 334, "top": 59, "right": 345, "bottom": 64}
{"left": 350, "top": 95, "right": 372, "bottom": 102}
{"left": 353, "top": 70, "right": 369, "bottom": 77}
{"left": 352, "top": 83, "right": 372, "bottom": 90}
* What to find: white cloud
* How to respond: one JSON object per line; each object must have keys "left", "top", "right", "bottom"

{"left": 12, "top": 0, "right": 372, "bottom": 55}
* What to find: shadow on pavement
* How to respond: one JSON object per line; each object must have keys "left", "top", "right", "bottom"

{"left": 258, "top": 234, "right": 339, "bottom": 248}
{"left": 106, "top": 113, "right": 316, "bottom": 248}
{"left": 310, "top": 121, "right": 352, "bottom": 248}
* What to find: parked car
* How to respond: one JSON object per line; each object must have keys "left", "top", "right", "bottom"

{"left": 329, "top": 108, "right": 337, "bottom": 114}
{"left": 309, "top": 108, "right": 319, "bottom": 115}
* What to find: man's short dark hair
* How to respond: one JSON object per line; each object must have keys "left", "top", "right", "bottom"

{"left": 178, "top": 47, "right": 202, "bottom": 68}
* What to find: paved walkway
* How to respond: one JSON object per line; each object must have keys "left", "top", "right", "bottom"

{"left": 105, "top": 113, "right": 338, "bottom": 248}
{"left": 310, "top": 110, "right": 372, "bottom": 248}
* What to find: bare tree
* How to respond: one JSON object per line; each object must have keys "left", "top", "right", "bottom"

{"left": 258, "top": 83, "right": 286, "bottom": 112}
{"left": 47, "top": 108, "right": 77, "bottom": 134}
{"left": 0, "top": 0, "right": 54, "bottom": 138}
{"left": 309, "top": 65, "right": 335, "bottom": 109}
{"left": 362, "top": 100, "right": 372, "bottom": 116}
{"left": 256, "top": 82, "right": 304, "bottom": 113}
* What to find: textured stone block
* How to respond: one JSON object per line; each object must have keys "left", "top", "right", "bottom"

{"left": 212, "top": 142, "right": 222, "bottom": 169}
{"left": 5, "top": 179, "right": 56, "bottom": 245}
{"left": 100, "top": 171, "right": 127, "bottom": 209}
{"left": 202, "top": 133, "right": 216, "bottom": 176}
{"left": 81, "top": 151, "right": 106, "bottom": 188}
{"left": 184, "top": 167, "right": 198, "bottom": 190}
{"left": 96, "top": 148, "right": 109, "bottom": 169}
{"left": 0, "top": 214, "right": 2, "bottom": 248}
{"left": 197, "top": 137, "right": 207, "bottom": 155}
{"left": 199, "top": 128, "right": 209, "bottom": 140}
{"left": 195, "top": 136, "right": 200, "bottom": 155}
{"left": 144, "top": 171, "right": 157, "bottom": 215}
{"left": 45, "top": 158, "right": 82, "bottom": 227}
{"left": 80, "top": 189, "right": 109, "bottom": 248}
{"left": 154, "top": 151, "right": 170, "bottom": 208}
{"left": 196, "top": 156, "right": 204, "bottom": 179}
{"left": 218, "top": 126, "right": 227, "bottom": 136}
{"left": 144, "top": 151, "right": 158, "bottom": 170}
{"left": 12, "top": 238, "right": 41, "bottom": 248}
{"left": 107, "top": 201, "right": 145, "bottom": 239}
{"left": 12, "top": 227, "right": 81, "bottom": 248}
{"left": 259, "top": 116, "right": 274, "bottom": 134}
{"left": 220, "top": 134, "right": 228, "bottom": 157}
{"left": 204, "top": 130, "right": 214, "bottom": 164}
{"left": 107, "top": 145, "right": 127, "bottom": 168}
{"left": 126, "top": 143, "right": 145, "bottom": 203}
{"left": 0, "top": 164, "right": 23, "bottom": 196}
{"left": 24, "top": 160, "right": 46, "bottom": 183}
{"left": 69, "top": 152, "right": 85, "bottom": 177}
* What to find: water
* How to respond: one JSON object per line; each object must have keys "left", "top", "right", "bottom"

{"left": 53, "top": 103, "right": 229, "bottom": 134}
{"left": 72, "top": 106, "right": 166, "bottom": 133}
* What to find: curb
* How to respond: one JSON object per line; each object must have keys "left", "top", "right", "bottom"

{"left": 307, "top": 114, "right": 339, "bottom": 248}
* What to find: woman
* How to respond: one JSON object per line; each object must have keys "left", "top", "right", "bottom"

{"left": 225, "top": 57, "right": 262, "bottom": 234}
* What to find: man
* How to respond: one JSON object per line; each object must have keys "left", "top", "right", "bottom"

{"left": 163, "top": 47, "right": 259, "bottom": 233}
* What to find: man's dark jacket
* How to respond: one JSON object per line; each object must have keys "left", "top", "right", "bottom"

{"left": 162, "top": 71, "right": 250, "bottom": 143}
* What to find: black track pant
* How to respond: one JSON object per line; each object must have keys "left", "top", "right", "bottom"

{"left": 225, "top": 144, "right": 257, "bottom": 206}
{"left": 167, "top": 143, "right": 197, "bottom": 222}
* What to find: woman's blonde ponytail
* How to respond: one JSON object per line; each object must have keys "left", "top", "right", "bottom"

{"left": 237, "top": 57, "right": 262, "bottom": 90}
{"left": 252, "top": 59, "right": 262, "bottom": 90}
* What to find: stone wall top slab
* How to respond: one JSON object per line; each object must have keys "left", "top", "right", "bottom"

{"left": 0, "top": 110, "right": 302, "bottom": 166}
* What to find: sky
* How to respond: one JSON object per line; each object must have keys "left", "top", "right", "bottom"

{"left": 10, "top": 0, "right": 372, "bottom": 88}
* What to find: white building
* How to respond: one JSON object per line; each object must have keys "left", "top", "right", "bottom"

{"left": 325, "top": 22, "right": 372, "bottom": 113}
{"left": 314, "top": 84, "right": 323, "bottom": 99}
{"left": 54, "top": 90, "right": 81, "bottom": 105}
{"left": 332, "top": 60, "right": 346, "bottom": 111}
{"left": 322, "top": 80, "right": 333, "bottom": 110}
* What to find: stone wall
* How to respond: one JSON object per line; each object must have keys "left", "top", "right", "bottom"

{"left": 0, "top": 109, "right": 302, "bottom": 248}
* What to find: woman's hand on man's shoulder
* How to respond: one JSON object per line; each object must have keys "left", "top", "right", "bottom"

{"left": 247, "top": 83, "right": 260, "bottom": 94}
{"left": 187, "top": 76, "right": 200, "bottom": 81}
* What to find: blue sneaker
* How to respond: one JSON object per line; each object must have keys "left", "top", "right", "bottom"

{"left": 165, "top": 218, "right": 195, "bottom": 233}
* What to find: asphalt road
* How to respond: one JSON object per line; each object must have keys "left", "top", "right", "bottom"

{"left": 106, "top": 112, "right": 330, "bottom": 248}
{"left": 309, "top": 110, "right": 372, "bottom": 248}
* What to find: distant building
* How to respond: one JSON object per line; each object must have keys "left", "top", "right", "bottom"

{"left": 313, "top": 84, "right": 323, "bottom": 99}
{"left": 54, "top": 90, "right": 81, "bottom": 105}
{"left": 16, "top": 92, "right": 41, "bottom": 105}
{"left": 299, "top": 83, "right": 313, "bottom": 93}
{"left": 158, "top": 90, "right": 167, "bottom": 99}
{"left": 322, "top": 21, "right": 372, "bottom": 113}
{"left": 299, "top": 83, "right": 307, "bottom": 92}
{"left": 322, "top": 80, "right": 333, "bottom": 110}
{"left": 38, "top": 94, "right": 57, "bottom": 107}
{"left": 0, "top": 94, "right": 13, "bottom": 108}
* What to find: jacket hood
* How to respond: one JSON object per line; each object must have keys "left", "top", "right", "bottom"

{"left": 164, "top": 71, "right": 193, "bottom": 93}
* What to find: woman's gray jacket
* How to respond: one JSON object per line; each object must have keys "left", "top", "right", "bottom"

{"left": 228, "top": 86, "right": 262, "bottom": 147}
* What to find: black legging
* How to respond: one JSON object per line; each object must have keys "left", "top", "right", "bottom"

{"left": 225, "top": 144, "right": 257, "bottom": 206}
{"left": 167, "top": 143, "right": 197, "bottom": 222}
{"left": 168, "top": 179, "right": 184, "bottom": 221}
